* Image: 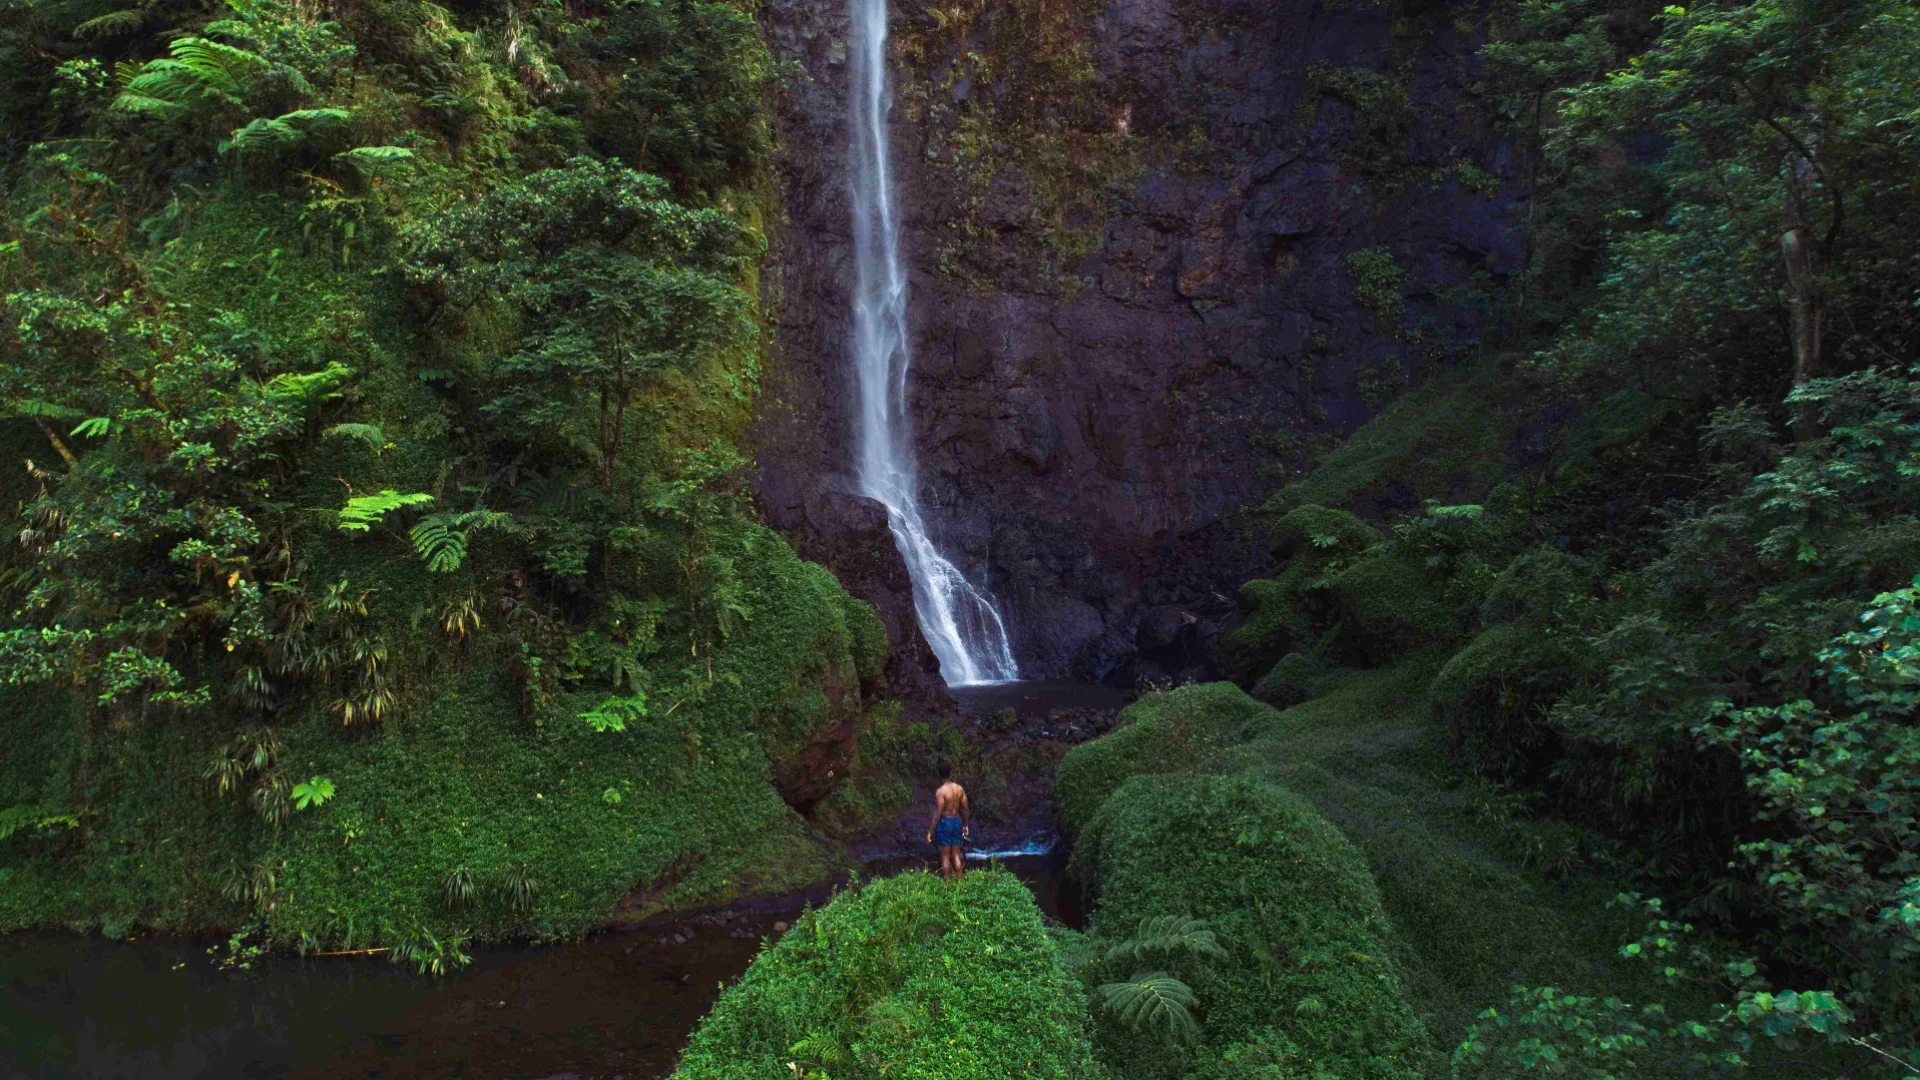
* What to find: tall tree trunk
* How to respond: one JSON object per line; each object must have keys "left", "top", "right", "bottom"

{"left": 1781, "top": 157, "right": 1825, "bottom": 441}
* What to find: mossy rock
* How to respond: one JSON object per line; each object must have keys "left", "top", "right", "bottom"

{"left": 1054, "top": 683, "right": 1280, "bottom": 840}
{"left": 671, "top": 866, "right": 1101, "bottom": 1080}
{"left": 1248, "top": 651, "right": 1328, "bottom": 709}
{"left": 1077, "top": 773, "right": 1431, "bottom": 1080}
{"left": 1427, "top": 622, "right": 1570, "bottom": 781}
{"left": 1309, "top": 552, "right": 1457, "bottom": 667}
{"left": 1216, "top": 565, "right": 1311, "bottom": 685}
{"left": 1267, "top": 504, "right": 1383, "bottom": 564}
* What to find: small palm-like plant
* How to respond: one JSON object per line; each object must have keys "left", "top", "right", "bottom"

{"left": 499, "top": 862, "right": 538, "bottom": 912}
{"left": 442, "top": 867, "right": 476, "bottom": 909}
{"left": 1098, "top": 972, "right": 1202, "bottom": 1044}
{"left": 439, "top": 598, "right": 482, "bottom": 642}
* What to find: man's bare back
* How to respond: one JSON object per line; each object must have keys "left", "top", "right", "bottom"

{"left": 926, "top": 763, "right": 970, "bottom": 880}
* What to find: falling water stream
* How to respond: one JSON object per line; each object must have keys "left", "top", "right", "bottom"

{"left": 848, "top": 0, "right": 1019, "bottom": 686}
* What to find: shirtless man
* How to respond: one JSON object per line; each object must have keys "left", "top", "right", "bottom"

{"left": 925, "top": 761, "right": 971, "bottom": 881}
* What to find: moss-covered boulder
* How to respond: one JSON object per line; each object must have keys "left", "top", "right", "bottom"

{"left": 1055, "top": 683, "right": 1281, "bottom": 839}
{"left": 1309, "top": 551, "right": 1455, "bottom": 667}
{"left": 1216, "top": 568, "right": 1311, "bottom": 684}
{"left": 1267, "top": 504, "right": 1383, "bottom": 564}
{"left": 671, "top": 867, "right": 1102, "bottom": 1080}
{"left": 1221, "top": 507, "right": 1384, "bottom": 684}
{"left": 1248, "top": 651, "right": 1329, "bottom": 709}
{"left": 1076, "top": 773, "right": 1431, "bottom": 1080}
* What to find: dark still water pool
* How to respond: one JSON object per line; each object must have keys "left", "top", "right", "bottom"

{"left": 947, "top": 680, "right": 1128, "bottom": 719}
{"left": 0, "top": 853, "right": 1076, "bottom": 1080}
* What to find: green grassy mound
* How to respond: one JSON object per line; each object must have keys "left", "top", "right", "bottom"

{"left": 1076, "top": 772, "right": 1429, "bottom": 1080}
{"left": 1055, "top": 683, "right": 1278, "bottom": 840}
{"left": 671, "top": 866, "right": 1103, "bottom": 1080}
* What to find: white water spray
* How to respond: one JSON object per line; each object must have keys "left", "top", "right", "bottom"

{"left": 847, "top": 0, "right": 1018, "bottom": 686}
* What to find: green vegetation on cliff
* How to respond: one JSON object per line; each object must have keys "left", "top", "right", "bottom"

{"left": 0, "top": 0, "right": 889, "bottom": 960}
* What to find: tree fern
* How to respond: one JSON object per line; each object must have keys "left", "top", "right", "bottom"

{"left": 336, "top": 490, "right": 432, "bottom": 532}
{"left": 1105, "top": 914, "right": 1228, "bottom": 964}
{"left": 112, "top": 37, "right": 268, "bottom": 116}
{"left": 1098, "top": 972, "right": 1201, "bottom": 1044}
{"left": 220, "top": 108, "right": 351, "bottom": 155}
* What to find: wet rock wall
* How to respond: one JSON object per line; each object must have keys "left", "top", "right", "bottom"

{"left": 752, "top": 0, "right": 1521, "bottom": 684}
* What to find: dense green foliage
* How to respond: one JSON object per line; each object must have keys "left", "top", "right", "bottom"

{"left": 0, "top": 0, "right": 897, "bottom": 959}
{"left": 1075, "top": 772, "right": 1429, "bottom": 1079}
{"left": 1209, "top": 0, "right": 1920, "bottom": 1070}
{"left": 671, "top": 867, "right": 1103, "bottom": 1080}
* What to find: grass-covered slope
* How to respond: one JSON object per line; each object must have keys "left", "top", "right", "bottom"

{"left": 671, "top": 867, "right": 1103, "bottom": 1080}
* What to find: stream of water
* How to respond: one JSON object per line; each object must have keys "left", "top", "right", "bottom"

{"left": 847, "top": 0, "right": 1018, "bottom": 686}
{"left": 0, "top": 853, "right": 1079, "bottom": 1080}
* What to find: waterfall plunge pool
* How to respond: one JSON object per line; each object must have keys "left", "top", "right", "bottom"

{"left": 0, "top": 850, "right": 1079, "bottom": 1080}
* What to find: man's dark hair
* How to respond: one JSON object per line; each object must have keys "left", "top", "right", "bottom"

{"left": 937, "top": 760, "right": 953, "bottom": 779}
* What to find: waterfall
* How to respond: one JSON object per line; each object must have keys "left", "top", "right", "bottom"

{"left": 847, "top": 0, "right": 1019, "bottom": 686}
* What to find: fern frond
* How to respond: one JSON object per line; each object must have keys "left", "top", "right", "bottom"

{"left": 322, "top": 423, "right": 386, "bottom": 448}
{"left": 337, "top": 490, "right": 433, "bottom": 532}
{"left": 335, "top": 145, "right": 416, "bottom": 179}
{"left": 1098, "top": 972, "right": 1200, "bottom": 1044}
{"left": 1106, "top": 915, "right": 1227, "bottom": 963}
{"left": 165, "top": 37, "right": 267, "bottom": 92}
{"left": 110, "top": 37, "right": 266, "bottom": 114}
{"left": 277, "top": 108, "right": 352, "bottom": 127}
{"left": 72, "top": 7, "right": 146, "bottom": 39}
{"left": 788, "top": 1030, "right": 852, "bottom": 1069}
{"left": 5, "top": 399, "right": 84, "bottom": 420}
{"left": 221, "top": 116, "right": 300, "bottom": 154}
{"left": 222, "top": 108, "right": 351, "bottom": 155}
{"left": 407, "top": 509, "right": 526, "bottom": 572}
{"left": 407, "top": 515, "right": 468, "bottom": 573}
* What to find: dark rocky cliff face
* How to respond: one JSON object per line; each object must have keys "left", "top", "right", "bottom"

{"left": 752, "top": 0, "right": 1519, "bottom": 686}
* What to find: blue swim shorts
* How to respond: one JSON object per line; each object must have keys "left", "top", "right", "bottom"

{"left": 933, "top": 816, "right": 964, "bottom": 847}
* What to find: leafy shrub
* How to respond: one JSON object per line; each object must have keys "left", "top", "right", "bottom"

{"left": 1428, "top": 623, "right": 1570, "bottom": 779}
{"left": 671, "top": 867, "right": 1101, "bottom": 1080}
